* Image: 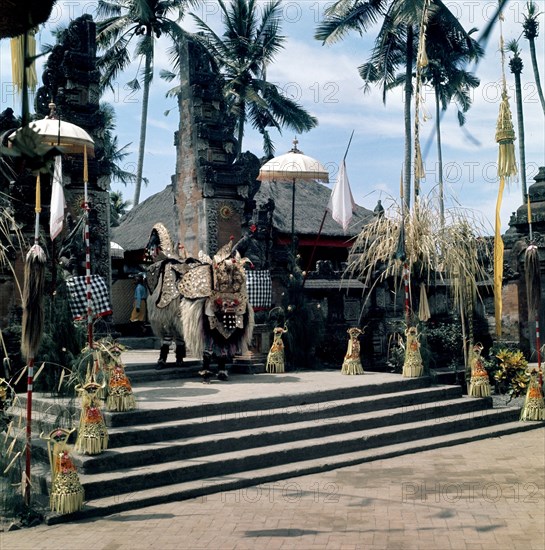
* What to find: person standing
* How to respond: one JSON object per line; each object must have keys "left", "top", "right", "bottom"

{"left": 130, "top": 273, "right": 147, "bottom": 335}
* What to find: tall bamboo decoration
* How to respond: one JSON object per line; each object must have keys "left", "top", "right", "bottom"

{"left": 15, "top": 28, "right": 46, "bottom": 509}
{"left": 82, "top": 145, "right": 93, "bottom": 350}
{"left": 520, "top": 196, "right": 544, "bottom": 421}
{"left": 21, "top": 173, "right": 46, "bottom": 508}
{"left": 494, "top": 8, "right": 518, "bottom": 338}
{"left": 413, "top": 0, "right": 431, "bottom": 203}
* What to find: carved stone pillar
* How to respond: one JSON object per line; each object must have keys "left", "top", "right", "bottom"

{"left": 174, "top": 36, "right": 259, "bottom": 257}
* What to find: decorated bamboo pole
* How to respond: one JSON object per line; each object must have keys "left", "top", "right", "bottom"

{"left": 21, "top": 174, "right": 46, "bottom": 507}
{"left": 521, "top": 195, "right": 544, "bottom": 421}
{"left": 525, "top": 198, "right": 542, "bottom": 382}
{"left": 83, "top": 145, "right": 93, "bottom": 350}
{"left": 403, "top": 263, "right": 411, "bottom": 325}
{"left": 494, "top": 8, "right": 518, "bottom": 338}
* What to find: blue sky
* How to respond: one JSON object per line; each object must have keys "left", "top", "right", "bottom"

{"left": 1, "top": 1, "right": 544, "bottom": 234}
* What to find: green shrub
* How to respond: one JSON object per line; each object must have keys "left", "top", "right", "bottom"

{"left": 486, "top": 346, "right": 529, "bottom": 400}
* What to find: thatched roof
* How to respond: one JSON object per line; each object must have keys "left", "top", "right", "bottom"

{"left": 111, "top": 185, "right": 177, "bottom": 252}
{"left": 112, "top": 180, "right": 374, "bottom": 252}
{"left": 254, "top": 179, "right": 373, "bottom": 238}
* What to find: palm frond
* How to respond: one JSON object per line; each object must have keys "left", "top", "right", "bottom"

{"left": 346, "top": 198, "right": 492, "bottom": 316}
{"left": 316, "top": 0, "right": 389, "bottom": 44}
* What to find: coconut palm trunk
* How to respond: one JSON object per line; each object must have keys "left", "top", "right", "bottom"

{"left": 133, "top": 44, "right": 152, "bottom": 207}
{"left": 404, "top": 25, "right": 414, "bottom": 211}
{"left": 527, "top": 35, "right": 545, "bottom": 115}
{"left": 434, "top": 87, "right": 445, "bottom": 226}
{"left": 235, "top": 99, "right": 246, "bottom": 162}
{"left": 508, "top": 44, "right": 527, "bottom": 201}
{"left": 523, "top": 1, "right": 545, "bottom": 115}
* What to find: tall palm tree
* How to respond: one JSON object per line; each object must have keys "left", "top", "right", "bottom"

{"left": 422, "top": 25, "right": 483, "bottom": 225}
{"left": 96, "top": 102, "right": 141, "bottom": 187}
{"left": 316, "top": 0, "right": 478, "bottom": 212}
{"left": 110, "top": 190, "right": 131, "bottom": 226}
{"left": 522, "top": 0, "right": 545, "bottom": 115}
{"left": 316, "top": 0, "right": 412, "bottom": 208}
{"left": 507, "top": 39, "right": 528, "bottom": 202}
{"left": 95, "top": 0, "right": 195, "bottom": 206}
{"left": 191, "top": 0, "right": 317, "bottom": 160}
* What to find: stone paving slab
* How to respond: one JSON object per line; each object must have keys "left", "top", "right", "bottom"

{"left": 2, "top": 428, "right": 543, "bottom": 549}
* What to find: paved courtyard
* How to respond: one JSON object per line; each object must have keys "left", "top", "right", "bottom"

{"left": 1, "top": 427, "right": 543, "bottom": 550}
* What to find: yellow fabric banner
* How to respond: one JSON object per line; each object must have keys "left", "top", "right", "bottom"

{"left": 494, "top": 176, "right": 505, "bottom": 337}
{"left": 10, "top": 32, "right": 38, "bottom": 93}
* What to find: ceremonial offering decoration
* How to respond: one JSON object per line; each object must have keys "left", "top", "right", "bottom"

{"left": 75, "top": 381, "right": 108, "bottom": 455}
{"left": 468, "top": 343, "right": 491, "bottom": 397}
{"left": 42, "top": 428, "right": 85, "bottom": 515}
{"left": 266, "top": 326, "right": 288, "bottom": 373}
{"left": 402, "top": 327, "right": 423, "bottom": 378}
{"left": 520, "top": 369, "right": 545, "bottom": 421}
{"left": 341, "top": 327, "right": 364, "bottom": 375}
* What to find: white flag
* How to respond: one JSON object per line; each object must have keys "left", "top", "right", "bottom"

{"left": 327, "top": 159, "right": 356, "bottom": 233}
{"left": 50, "top": 155, "right": 65, "bottom": 240}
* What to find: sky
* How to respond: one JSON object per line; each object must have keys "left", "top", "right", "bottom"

{"left": 1, "top": 0, "right": 544, "bottom": 235}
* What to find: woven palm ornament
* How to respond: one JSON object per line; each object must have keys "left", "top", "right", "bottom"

{"left": 520, "top": 369, "right": 545, "bottom": 421}
{"left": 266, "top": 326, "right": 288, "bottom": 373}
{"left": 468, "top": 343, "right": 491, "bottom": 397}
{"left": 43, "top": 428, "right": 85, "bottom": 515}
{"left": 104, "top": 343, "right": 136, "bottom": 412}
{"left": 341, "top": 327, "right": 365, "bottom": 375}
{"left": 403, "top": 327, "right": 424, "bottom": 378}
{"left": 75, "top": 381, "right": 109, "bottom": 455}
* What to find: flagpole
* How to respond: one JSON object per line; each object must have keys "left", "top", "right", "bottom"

{"left": 342, "top": 130, "right": 355, "bottom": 163}
{"left": 302, "top": 131, "right": 355, "bottom": 289}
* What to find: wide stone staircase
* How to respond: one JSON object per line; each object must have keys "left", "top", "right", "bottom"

{"left": 14, "top": 352, "right": 543, "bottom": 525}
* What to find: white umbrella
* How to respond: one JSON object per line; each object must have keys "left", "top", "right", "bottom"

{"left": 257, "top": 138, "right": 329, "bottom": 257}
{"left": 110, "top": 241, "right": 125, "bottom": 259}
{"left": 9, "top": 115, "right": 95, "bottom": 156}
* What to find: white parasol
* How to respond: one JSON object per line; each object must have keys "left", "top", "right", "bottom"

{"left": 257, "top": 138, "right": 328, "bottom": 257}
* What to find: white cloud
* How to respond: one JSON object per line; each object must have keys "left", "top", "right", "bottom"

{"left": 2, "top": 0, "right": 544, "bottom": 235}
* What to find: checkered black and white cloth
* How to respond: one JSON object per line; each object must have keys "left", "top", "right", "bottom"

{"left": 66, "top": 275, "right": 113, "bottom": 320}
{"left": 245, "top": 269, "right": 272, "bottom": 309}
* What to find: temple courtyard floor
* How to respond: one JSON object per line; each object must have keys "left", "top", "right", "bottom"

{"left": 1, "top": 428, "right": 543, "bottom": 550}
{"left": 1, "top": 350, "right": 544, "bottom": 549}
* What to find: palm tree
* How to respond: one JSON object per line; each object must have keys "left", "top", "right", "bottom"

{"left": 96, "top": 102, "right": 141, "bottom": 187}
{"left": 522, "top": 1, "right": 545, "bottom": 115}
{"left": 316, "top": 0, "right": 479, "bottom": 212}
{"left": 317, "top": 0, "right": 420, "bottom": 210}
{"left": 191, "top": 0, "right": 318, "bottom": 160}
{"left": 95, "top": 0, "right": 195, "bottom": 206}
{"left": 422, "top": 25, "right": 483, "bottom": 225}
{"left": 507, "top": 39, "right": 528, "bottom": 202}
{"left": 110, "top": 190, "right": 131, "bottom": 226}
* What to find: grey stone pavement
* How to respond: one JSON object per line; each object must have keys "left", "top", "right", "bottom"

{"left": 1, "top": 351, "right": 544, "bottom": 550}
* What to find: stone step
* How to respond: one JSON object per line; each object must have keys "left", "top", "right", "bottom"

{"left": 72, "top": 394, "right": 489, "bottom": 474}
{"left": 106, "top": 385, "right": 464, "bottom": 445}
{"left": 62, "top": 407, "right": 515, "bottom": 500}
{"left": 124, "top": 364, "right": 203, "bottom": 383}
{"left": 41, "top": 407, "right": 535, "bottom": 523}
{"left": 27, "top": 384, "right": 462, "bottom": 442}
{"left": 23, "top": 384, "right": 464, "bottom": 474}
{"left": 19, "top": 374, "right": 432, "bottom": 426}
{"left": 20, "top": 368, "right": 542, "bottom": 526}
